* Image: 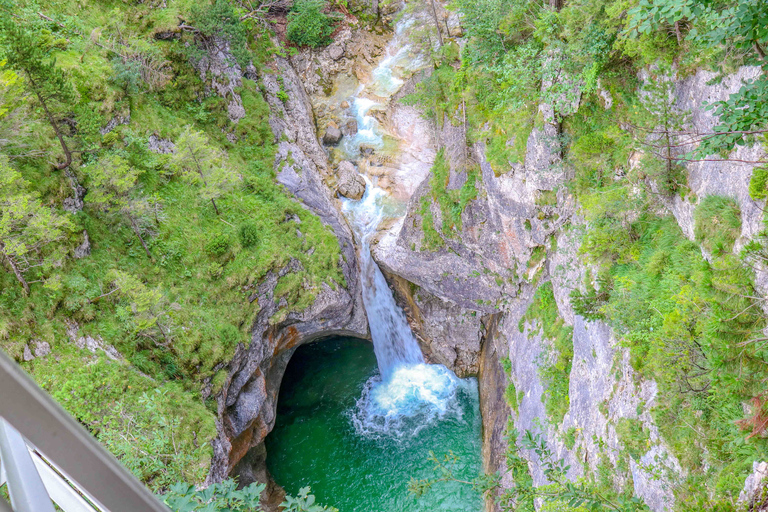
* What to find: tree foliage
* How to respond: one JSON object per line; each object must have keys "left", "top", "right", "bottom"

{"left": 0, "top": 10, "right": 75, "bottom": 168}
{"left": 85, "top": 153, "right": 158, "bottom": 259}
{"left": 286, "top": 0, "right": 341, "bottom": 48}
{"left": 0, "top": 158, "right": 71, "bottom": 294}
{"left": 168, "top": 126, "right": 239, "bottom": 215}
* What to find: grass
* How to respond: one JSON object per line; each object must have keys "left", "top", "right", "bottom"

{"left": 417, "top": 149, "right": 481, "bottom": 250}
{"left": 0, "top": 0, "right": 345, "bottom": 490}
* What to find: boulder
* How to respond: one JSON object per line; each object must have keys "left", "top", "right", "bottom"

{"left": 341, "top": 101, "right": 350, "bottom": 109}
{"left": 360, "top": 144, "right": 375, "bottom": 156}
{"left": 322, "top": 122, "right": 343, "bottom": 145}
{"left": 328, "top": 44, "right": 345, "bottom": 61}
{"left": 343, "top": 119, "right": 358, "bottom": 136}
{"left": 336, "top": 161, "right": 366, "bottom": 200}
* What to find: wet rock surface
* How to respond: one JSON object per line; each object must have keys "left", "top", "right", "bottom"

{"left": 336, "top": 161, "right": 366, "bottom": 200}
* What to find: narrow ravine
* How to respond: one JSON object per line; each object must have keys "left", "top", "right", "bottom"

{"left": 265, "top": 9, "right": 485, "bottom": 511}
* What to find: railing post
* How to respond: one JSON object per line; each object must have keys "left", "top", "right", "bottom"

{"left": 0, "top": 350, "right": 169, "bottom": 512}
{"left": 0, "top": 419, "right": 56, "bottom": 512}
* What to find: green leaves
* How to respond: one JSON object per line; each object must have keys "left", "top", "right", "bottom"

{"left": 0, "top": 157, "right": 72, "bottom": 292}
{"left": 286, "top": 1, "right": 341, "bottom": 48}
{"left": 281, "top": 486, "right": 338, "bottom": 512}
{"left": 168, "top": 126, "right": 239, "bottom": 214}
{"left": 163, "top": 480, "right": 265, "bottom": 511}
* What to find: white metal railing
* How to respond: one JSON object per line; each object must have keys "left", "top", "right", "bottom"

{"left": 0, "top": 349, "right": 169, "bottom": 512}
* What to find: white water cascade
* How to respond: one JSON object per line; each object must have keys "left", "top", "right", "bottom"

{"left": 337, "top": 12, "right": 470, "bottom": 437}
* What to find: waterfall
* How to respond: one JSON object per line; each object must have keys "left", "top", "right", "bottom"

{"left": 360, "top": 244, "right": 424, "bottom": 378}
{"left": 336, "top": 10, "right": 470, "bottom": 438}
{"left": 342, "top": 178, "right": 423, "bottom": 378}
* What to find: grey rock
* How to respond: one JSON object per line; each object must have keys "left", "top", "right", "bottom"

{"left": 63, "top": 169, "right": 85, "bottom": 214}
{"left": 22, "top": 345, "right": 34, "bottom": 362}
{"left": 342, "top": 118, "right": 358, "bottom": 136}
{"left": 360, "top": 144, "right": 375, "bottom": 156}
{"left": 148, "top": 135, "right": 175, "bottom": 154}
{"left": 74, "top": 230, "right": 91, "bottom": 259}
{"left": 32, "top": 340, "right": 51, "bottom": 358}
{"left": 739, "top": 461, "right": 768, "bottom": 505}
{"left": 336, "top": 161, "right": 366, "bottom": 200}
{"left": 66, "top": 322, "right": 121, "bottom": 360}
{"left": 100, "top": 113, "right": 131, "bottom": 136}
{"left": 385, "top": 272, "right": 484, "bottom": 377}
{"left": 194, "top": 38, "right": 246, "bottom": 124}
{"left": 322, "top": 123, "right": 343, "bottom": 145}
{"left": 328, "top": 44, "right": 345, "bottom": 61}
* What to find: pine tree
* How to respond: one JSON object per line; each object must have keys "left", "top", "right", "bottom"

{"left": 168, "top": 126, "right": 238, "bottom": 216}
{"left": 84, "top": 153, "right": 157, "bottom": 259}
{"left": 0, "top": 11, "right": 75, "bottom": 169}
{"left": 0, "top": 158, "right": 71, "bottom": 294}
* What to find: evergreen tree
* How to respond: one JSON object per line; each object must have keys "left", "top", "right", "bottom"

{"left": 0, "top": 158, "right": 71, "bottom": 294}
{"left": 0, "top": 11, "right": 75, "bottom": 169}
{"left": 84, "top": 153, "right": 157, "bottom": 259}
{"left": 168, "top": 126, "right": 238, "bottom": 216}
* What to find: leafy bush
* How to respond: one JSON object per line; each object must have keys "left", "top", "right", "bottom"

{"left": 749, "top": 166, "right": 768, "bottom": 200}
{"left": 205, "top": 233, "right": 231, "bottom": 257}
{"left": 615, "top": 418, "right": 650, "bottom": 461}
{"left": 693, "top": 195, "right": 741, "bottom": 256}
{"left": 562, "top": 427, "right": 578, "bottom": 450}
{"left": 238, "top": 222, "right": 259, "bottom": 248}
{"left": 286, "top": 0, "right": 340, "bottom": 48}
{"left": 163, "top": 480, "right": 336, "bottom": 512}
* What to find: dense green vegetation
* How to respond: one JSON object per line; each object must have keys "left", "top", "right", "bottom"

{"left": 401, "top": 0, "right": 768, "bottom": 509}
{"left": 286, "top": 0, "right": 342, "bottom": 48}
{"left": 416, "top": 148, "right": 480, "bottom": 250}
{"left": 0, "top": 0, "right": 344, "bottom": 492}
{"left": 163, "top": 480, "right": 336, "bottom": 512}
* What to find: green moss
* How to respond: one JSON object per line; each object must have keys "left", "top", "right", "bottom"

{"left": 505, "top": 380, "right": 521, "bottom": 414}
{"left": 418, "top": 196, "right": 444, "bottom": 251}
{"left": 425, "top": 148, "right": 481, "bottom": 236}
{"left": 535, "top": 190, "right": 557, "bottom": 207}
{"left": 749, "top": 166, "right": 768, "bottom": 200}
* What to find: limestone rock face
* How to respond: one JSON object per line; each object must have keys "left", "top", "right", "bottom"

{"left": 208, "top": 56, "right": 368, "bottom": 489}
{"left": 740, "top": 461, "right": 768, "bottom": 507}
{"left": 342, "top": 118, "right": 358, "bottom": 136}
{"left": 336, "top": 161, "right": 366, "bottom": 200}
{"left": 73, "top": 230, "right": 91, "bottom": 259}
{"left": 385, "top": 273, "right": 484, "bottom": 377}
{"left": 373, "top": 64, "right": 767, "bottom": 512}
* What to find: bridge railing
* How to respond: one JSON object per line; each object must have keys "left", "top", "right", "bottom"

{"left": 0, "top": 349, "right": 169, "bottom": 512}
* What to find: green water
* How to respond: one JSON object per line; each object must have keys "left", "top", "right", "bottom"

{"left": 265, "top": 337, "right": 484, "bottom": 512}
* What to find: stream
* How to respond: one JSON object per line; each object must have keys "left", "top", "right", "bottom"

{"left": 265, "top": 10, "right": 484, "bottom": 512}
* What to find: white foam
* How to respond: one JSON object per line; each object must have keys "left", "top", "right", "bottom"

{"left": 351, "top": 364, "right": 473, "bottom": 439}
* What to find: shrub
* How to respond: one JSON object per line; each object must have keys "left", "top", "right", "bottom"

{"left": 693, "top": 195, "right": 741, "bottom": 256}
{"left": 286, "top": 0, "right": 340, "bottom": 48}
{"left": 615, "top": 418, "right": 650, "bottom": 461}
{"left": 239, "top": 222, "right": 259, "bottom": 248}
{"left": 749, "top": 166, "right": 768, "bottom": 200}
{"left": 205, "top": 233, "right": 230, "bottom": 257}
